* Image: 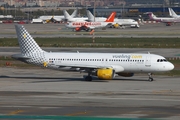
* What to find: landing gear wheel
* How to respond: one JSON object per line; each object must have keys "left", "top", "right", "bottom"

{"left": 148, "top": 77, "right": 153, "bottom": 82}
{"left": 86, "top": 29, "right": 90, "bottom": 32}
{"left": 85, "top": 76, "right": 92, "bottom": 81}
{"left": 148, "top": 73, "right": 153, "bottom": 82}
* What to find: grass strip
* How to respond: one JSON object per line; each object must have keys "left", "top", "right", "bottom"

{"left": 0, "top": 37, "right": 180, "bottom": 48}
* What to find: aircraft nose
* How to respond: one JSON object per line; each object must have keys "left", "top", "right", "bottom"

{"left": 168, "top": 62, "right": 174, "bottom": 71}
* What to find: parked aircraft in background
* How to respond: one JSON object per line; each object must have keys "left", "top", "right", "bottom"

{"left": 31, "top": 18, "right": 45, "bottom": 24}
{"left": 32, "top": 9, "right": 78, "bottom": 23}
{"left": 86, "top": 10, "right": 107, "bottom": 22}
{"left": 111, "top": 19, "right": 140, "bottom": 28}
{"left": 168, "top": 8, "right": 180, "bottom": 18}
{"left": 63, "top": 10, "right": 88, "bottom": 22}
{"left": 0, "top": 15, "right": 13, "bottom": 19}
{"left": 12, "top": 25, "right": 174, "bottom": 81}
{"left": 145, "top": 12, "right": 180, "bottom": 26}
{"left": 86, "top": 10, "right": 139, "bottom": 28}
{"left": 65, "top": 12, "right": 116, "bottom": 32}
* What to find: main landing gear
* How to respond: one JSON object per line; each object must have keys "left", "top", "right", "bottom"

{"left": 148, "top": 73, "right": 153, "bottom": 82}
{"left": 85, "top": 75, "right": 92, "bottom": 81}
{"left": 84, "top": 72, "right": 92, "bottom": 81}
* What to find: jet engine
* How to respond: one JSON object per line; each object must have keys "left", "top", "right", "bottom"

{"left": 96, "top": 68, "right": 115, "bottom": 80}
{"left": 75, "top": 27, "right": 81, "bottom": 31}
{"left": 113, "top": 23, "right": 119, "bottom": 28}
{"left": 117, "top": 72, "right": 134, "bottom": 77}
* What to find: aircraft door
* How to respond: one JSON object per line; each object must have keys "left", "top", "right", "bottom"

{"left": 145, "top": 56, "right": 151, "bottom": 67}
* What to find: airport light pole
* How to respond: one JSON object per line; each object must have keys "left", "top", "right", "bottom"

{"left": 15, "top": 5, "right": 16, "bottom": 18}
{"left": 92, "top": 0, "right": 95, "bottom": 43}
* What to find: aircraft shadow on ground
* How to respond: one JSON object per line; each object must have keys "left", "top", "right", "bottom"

{"left": 113, "top": 77, "right": 149, "bottom": 82}
{"left": 0, "top": 75, "right": 149, "bottom": 82}
{"left": 0, "top": 75, "right": 107, "bottom": 82}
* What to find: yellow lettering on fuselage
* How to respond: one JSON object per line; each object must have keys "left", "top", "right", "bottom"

{"left": 131, "top": 55, "right": 142, "bottom": 59}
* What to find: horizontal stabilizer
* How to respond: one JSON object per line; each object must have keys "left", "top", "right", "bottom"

{"left": 12, "top": 54, "right": 31, "bottom": 60}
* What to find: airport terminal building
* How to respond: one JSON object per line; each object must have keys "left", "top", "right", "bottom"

{"left": 87, "top": 7, "right": 180, "bottom": 19}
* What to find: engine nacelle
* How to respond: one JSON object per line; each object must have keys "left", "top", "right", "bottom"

{"left": 113, "top": 23, "right": 119, "bottom": 28}
{"left": 75, "top": 27, "right": 81, "bottom": 31}
{"left": 96, "top": 68, "right": 115, "bottom": 80}
{"left": 117, "top": 72, "right": 134, "bottom": 77}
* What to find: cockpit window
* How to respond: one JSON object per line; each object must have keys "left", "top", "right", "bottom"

{"left": 157, "top": 59, "right": 167, "bottom": 62}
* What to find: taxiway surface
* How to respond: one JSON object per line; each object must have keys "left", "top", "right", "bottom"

{"left": 0, "top": 67, "right": 180, "bottom": 119}
{"left": 1, "top": 23, "right": 180, "bottom": 38}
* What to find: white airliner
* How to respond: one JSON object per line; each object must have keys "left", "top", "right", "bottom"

{"left": 86, "top": 10, "right": 139, "bottom": 28}
{"left": 12, "top": 25, "right": 174, "bottom": 81}
{"left": 145, "top": 12, "right": 180, "bottom": 26}
{"left": 65, "top": 12, "right": 116, "bottom": 32}
{"left": 37, "top": 9, "right": 78, "bottom": 23}
{"left": 168, "top": 8, "right": 180, "bottom": 18}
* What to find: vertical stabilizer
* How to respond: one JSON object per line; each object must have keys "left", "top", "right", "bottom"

{"left": 105, "top": 12, "right": 116, "bottom": 22}
{"left": 15, "top": 25, "right": 43, "bottom": 55}
{"left": 63, "top": 10, "right": 72, "bottom": 20}
{"left": 86, "top": 10, "right": 95, "bottom": 22}
{"left": 169, "top": 8, "right": 178, "bottom": 18}
{"left": 71, "top": 9, "right": 78, "bottom": 18}
{"left": 146, "top": 12, "right": 156, "bottom": 20}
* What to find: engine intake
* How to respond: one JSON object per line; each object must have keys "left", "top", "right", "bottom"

{"left": 75, "top": 27, "right": 81, "bottom": 31}
{"left": 96, "top": 68, "right": 115, "bottom": 80}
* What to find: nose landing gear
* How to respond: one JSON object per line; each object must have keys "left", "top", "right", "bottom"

{"left": 148, "top": 73, "right": 153, "bottom": 82}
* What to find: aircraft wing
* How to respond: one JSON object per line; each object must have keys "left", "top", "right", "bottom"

{"left": 49, "top": 63, "right": 124, "bottom": 72}
{"left": 51, "top": 63, "right": 106, "bottom": 69}
{"left": 53, "top": 17, "right": 62, "bottom": 22}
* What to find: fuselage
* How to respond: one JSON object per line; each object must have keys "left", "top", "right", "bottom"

{"left": 149, "top": 13, "right": 180, "bottom": 23}
{"left": 114, "top": 18, "right": 139, "bottom": 26}
{"left": 13, "top": 24, "right": 175, "bottom": 81}
{"left": 89, "top": 18, "right": 138, "bottom": 26}
{"left": 27, "top": 52, "right": 174, "bottom": 73}
{"left": 65, "top": 22, "right": 109, "bottom": 29}
{"left": 65, "top": 17, "right": 88, "bottom": 22}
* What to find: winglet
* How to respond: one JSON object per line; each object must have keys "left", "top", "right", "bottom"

{"left": 105, "top": 12, "right": 116, "bottom": 22}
